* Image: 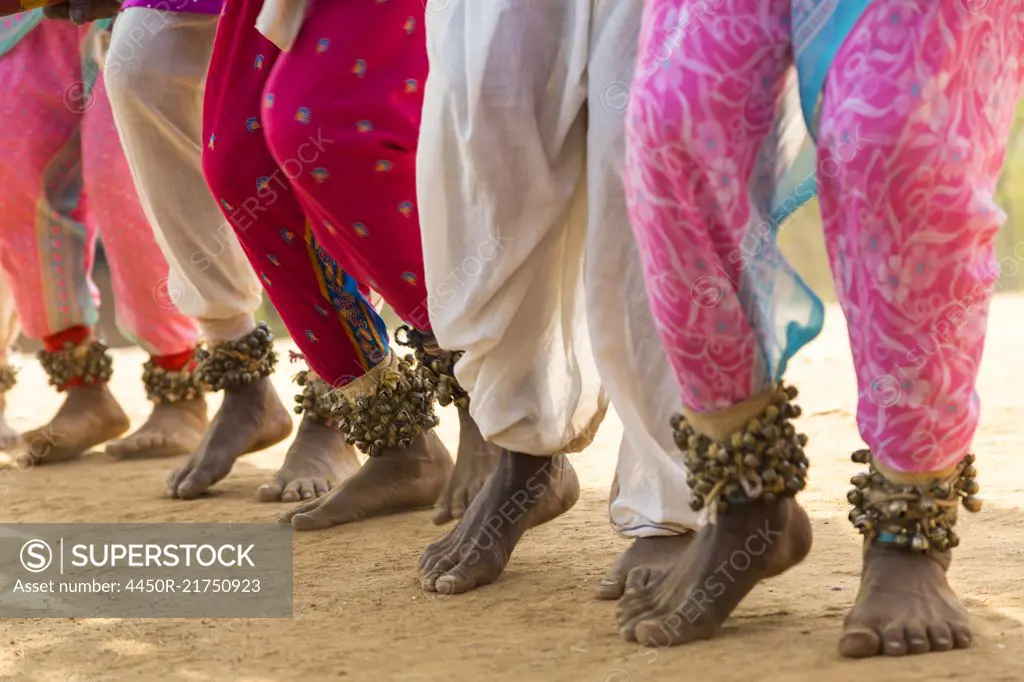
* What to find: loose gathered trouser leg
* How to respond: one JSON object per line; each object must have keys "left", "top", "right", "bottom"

{"left": 0, "top": 19, "right": 198, "bottom": 356}
{"left": 202, "top": 0, "right": 430, "bottom": 384}
{"left": 626, "top": 0, "right": 1024, "bottom": 473}
{"left": 419, "top": 0, "right": 698, "bottom": 534}
{"left": 105, "top": 9, "right": 263, "bottom": 344}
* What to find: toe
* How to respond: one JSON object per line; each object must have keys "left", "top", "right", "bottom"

{"left": 838, "top": 626, "right": 882, "bottom": 659}
{"left": 595, "top": 577, "right": 625, "bottom": 601}
{"left": 434, "top": 557, "right": 497, "bottom": 595}
{"left": 881, "top": 624, "right": 909, "bottom": 656}
{"left": 595, "top": 564, "right": 628, "bottom": 601}
{"left": 290, "top": 496, "right": 356, "bottom": 531}
{"left": 624, "top": 567, "right": 653, "bottom": 593}
{"left": 277, "top": 496, "right": 323, "bottom": 523}
{"left": 313, "top": 478, "right": 331, "bottom": 497}
{"left": 280, "top": 480, "right": 302, "bottom": 503}
{"left": 418, "top": 537, "right": 452, "bottom": 572}
{"left": 905, "top": 621, "right": 930, "bottom": 655}
{"left": 164, "top": 466, "right": 189, "bottom": 498}
{"left": 634, "top": 611, "right": 687, "bottom": 647}
{"left": 298, "top": 480, "right": 317, "bottom": 500}
{"left": 420, "top": 556, "right": 455, "bottom": 591}
{"left": 256, "top": 479, "right": 286, "bottom": 502}
{"left": 176, "top": 469, "right": 216, "bottom": 500}
{"left": 950, "top": 623, "right": 973, "bottom": 650}
{"left": 431, "top": 504, "right": 454, "bottom": 525}
{"left": 927, "top": 623, "right": 954, "bottom": 652}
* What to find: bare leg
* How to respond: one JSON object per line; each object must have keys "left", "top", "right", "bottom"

{"left": 166, "top": 376, "right": 292, "bottom": 498}
{"left": 432, "top": 405, "right": 501, "bottom": 524}
{"left": 165, "top": 324, "right": 292, "bottom": 499}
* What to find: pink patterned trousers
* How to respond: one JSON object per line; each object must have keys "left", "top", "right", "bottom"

{"left": 626, "top": 0, "right": 1024, "bottom": 473}
{"left": 0, "top": 19, "right": 198, "bottom": 357}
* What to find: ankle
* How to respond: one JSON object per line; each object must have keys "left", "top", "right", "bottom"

{"left": 38, "top": 337, "right": 113, "bottom": 392}
{"left": 682, "top": 389, "right": 775, "bottom": 441}
{"left": 675, "top": 383, "right": 808, "bottom": 516}
{"left": 143, "top": 351, "right": 204, "bottom": 406}
{"left": 849, "top": 451, "right": 980, "bottom": 553}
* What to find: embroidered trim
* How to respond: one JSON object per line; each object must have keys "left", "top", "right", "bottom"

{"left": 848, "top": 451, "right": 980, "bottom": 553}
{"left": 195, "top": 322, "right": 277, "bottom": 391}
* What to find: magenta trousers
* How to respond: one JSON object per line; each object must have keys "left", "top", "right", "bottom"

{"left": 0, "top": 19, "right": 198, "bottom": 356}
{"left": 203, "top": 0, "right": 429, "bottom": 385}
{"left": 626, "top": 0, "right": 1024, "bottom": 473}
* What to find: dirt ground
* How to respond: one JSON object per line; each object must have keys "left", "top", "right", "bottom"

{"left": 0, "top": 297, "right": 1022, "bottom": 682}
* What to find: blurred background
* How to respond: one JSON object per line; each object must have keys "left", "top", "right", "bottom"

{"left": 21, "top": 104, "right": 1024, "bottom": 352}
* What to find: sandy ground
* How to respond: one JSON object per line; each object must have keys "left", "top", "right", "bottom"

{"left": 0, "top": 297, "right": 1022, "bottom": 682}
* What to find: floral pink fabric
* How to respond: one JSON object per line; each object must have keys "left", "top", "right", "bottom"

{"left": 626, "top": 0, "right": 1024, "bottom": 472}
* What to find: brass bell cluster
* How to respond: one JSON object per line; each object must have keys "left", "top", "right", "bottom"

{"left": 328, "top": 355, "right": 439, "bottom": 457}
{"left": 674, "top": 382, "right": 809, "bottom": 515}
{"left": 38, "top": 340, "right": 113, "bottom": 390}
{"left": 142, "top": 359, "right": 204, "bottom": 404}
{"left": 395, "top": 325, "right": 469, "bottom": 409}
{"left": 293, "top": 369, "right": 339, "bottom": 426}
{"left": 194, "top": 322, "right": 277, "bottom": 392}
{"left": 847, "top": 450, "right": 981, "bottom": 553}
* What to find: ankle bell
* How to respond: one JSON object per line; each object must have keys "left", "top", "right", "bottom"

{"left": 675, "top": 382, "right": 809, "bottom": 516}
{"left": 142, "top": 359, "right": 204, "bottom": 404}
{"left": 848, "top": 451, "right": 980, "bottom": 553}
{"left": 328, "top": 352, "right": 439, "bottom": 457}
{"left": 194, "top": 322, "right": 277, "bottom": 392}
{"left": 395, "top": 325, "right": 469, "bottom": 409}
{"left": 37, "top": 340, "right": 113, "bottom": 391}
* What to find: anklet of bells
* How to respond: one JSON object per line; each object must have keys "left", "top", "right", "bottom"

{"left": 847, "top": 451, "right": 981, "bottom": 553}
{"left": 395, "top": 325, "right": 469, "bottom": 409}
{"left": 0, "top": 364, "right": 16, "bottom": 392}
{"left": 141, "top": 359, "right": 204, "bottom": 405}
{"left": 194, "top": 322, "right": 277, "bottom": 392}
{"left": 38, "top": 340, "right": 113, "bottom": 391}
{"left": 292, "top": 364, "right": 338, "bottom": 427}
{"left": 328, "top": 354, "right": 439, "bottom": 457}
{"left": 675, "top": 382, "right": 809, "bottom": 516}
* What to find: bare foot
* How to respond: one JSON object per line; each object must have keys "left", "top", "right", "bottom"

{"left": 0, "top": 393, "right": 19, "bottom": 451}
{"left": 432, "top": 406, "right": 501, "bottom": 524}
{"left": 616, "top": 498, "right": 811, "bottom": 645}
{"left": 256, "top": 416, "right": 362, "bottom": 502}
{"left": 107, "top": 399, "right": 208, "bottom": 459}
{"left": 419, "top": 449, "right": 580, "bottom": 595}
{"left": 165, "top": 377, "right": 292, "bottom": 499}
{"left": 839, "top": 545, "right": 971, "bottom": 657}
{"left": 18, "top": 385, "right": 130, "bottom": 465}
{"left": 277, "top": 429, "right": 453, "bottom": 529}
{"left": 596, "top": 534, "right": 696, "bottom": 600}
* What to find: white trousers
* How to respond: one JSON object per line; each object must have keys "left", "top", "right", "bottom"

{"left": 104, "top": 9, "right": 262, "bottom": 344}
{"left": 419, "top": 0, "right": 699, "bottom": 536}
